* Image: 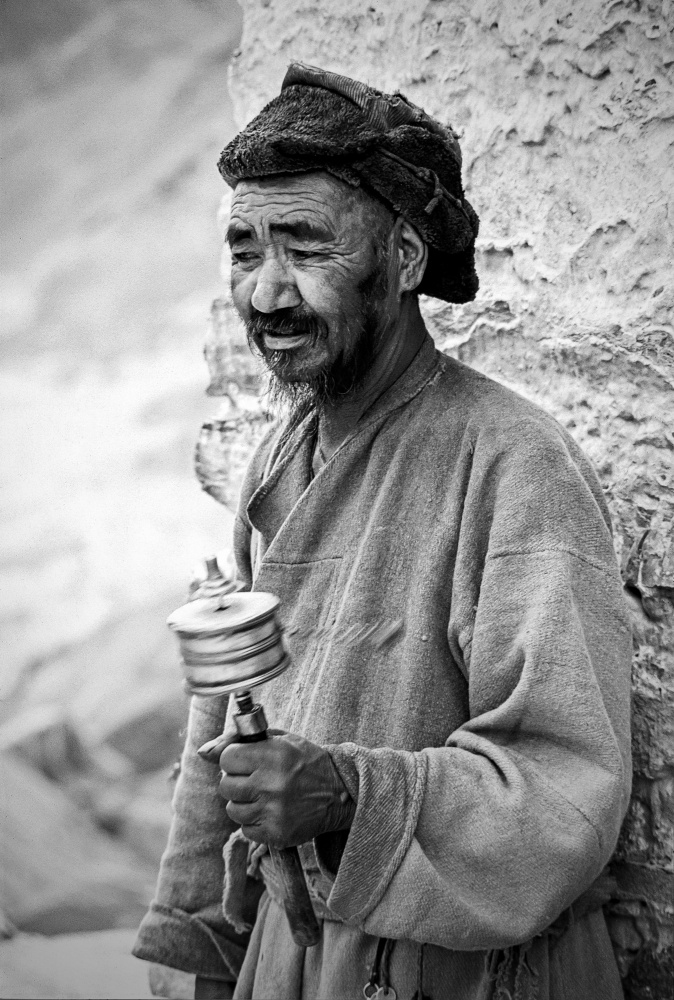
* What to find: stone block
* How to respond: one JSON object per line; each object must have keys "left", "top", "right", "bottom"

{"left": 0, "top": 753, "right": 153, "bottom": 935}
{"left": 0, "top": 928, "right": 154, "bottom": 1000}
{"left": 100, "top": 690, "right": 188, "bottom": 775}
{"left": 0, "top": 706, "right": 90, "bottom": 783}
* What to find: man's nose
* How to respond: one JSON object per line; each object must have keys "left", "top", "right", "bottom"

{"left": 251, "top": 256, "right": 302, "bottom": 313}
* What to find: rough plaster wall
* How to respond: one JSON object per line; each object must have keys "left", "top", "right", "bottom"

{"left": 207, "top": 1, "right": 674, "bottom": 994}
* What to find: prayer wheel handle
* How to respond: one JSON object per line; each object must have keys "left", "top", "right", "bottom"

{"left": 235, "top": 696, "right": 321, "bottom": 948}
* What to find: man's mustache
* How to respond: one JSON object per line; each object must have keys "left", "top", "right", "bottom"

{"left": 246, "top": 307, "right": 328, "bottom": 345}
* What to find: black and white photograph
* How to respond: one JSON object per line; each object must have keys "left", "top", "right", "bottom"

{"left": 1, "top": 2, "right": 672, "bottom": 998}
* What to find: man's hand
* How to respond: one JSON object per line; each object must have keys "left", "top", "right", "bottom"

{"left": 215, "top": 731, "right": 355, "bottom": 848}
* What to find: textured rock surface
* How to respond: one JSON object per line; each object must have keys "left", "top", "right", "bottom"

{"left": 215, "top": 2, "right": 673, "bottom": 995}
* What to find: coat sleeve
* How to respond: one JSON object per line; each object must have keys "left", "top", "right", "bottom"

{"left": 321, "top": 421, "right": 633, "bottom": 951}
{"left": 132, "top": 695, "right": 264, "bottom": 980}
{"left": 132, "top": 428, "right": 279, "bottom": 977}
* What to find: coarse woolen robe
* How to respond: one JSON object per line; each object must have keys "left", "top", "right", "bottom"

{"left": 134, "top": 334, "right": 631, "bottom": 999}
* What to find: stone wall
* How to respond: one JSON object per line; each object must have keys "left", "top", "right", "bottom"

{"left": 214, "top": 1, "right": 673, "bottom": 995}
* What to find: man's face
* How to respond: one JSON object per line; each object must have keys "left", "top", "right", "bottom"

{"left": 227, "top": 172, "right": 393, "bottom": 405}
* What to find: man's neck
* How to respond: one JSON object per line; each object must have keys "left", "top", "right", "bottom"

{"left": 317, "top": 296, "right": 428, "bottom": 461}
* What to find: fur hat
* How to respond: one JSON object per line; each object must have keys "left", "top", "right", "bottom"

{"left": 218, "top": 63, "right": 479, "bottom": 303}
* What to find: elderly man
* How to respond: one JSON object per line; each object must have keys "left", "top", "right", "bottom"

{"left": 134, "top": 65, "right": 631, "bottom": 999}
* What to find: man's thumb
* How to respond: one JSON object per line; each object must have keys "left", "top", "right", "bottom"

{"left": 197, "top": 733, "right": 238, "bottom": 761}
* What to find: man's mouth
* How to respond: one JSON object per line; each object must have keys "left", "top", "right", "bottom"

{"left": 262, "top": 331, "right": 314, "bottom": 351}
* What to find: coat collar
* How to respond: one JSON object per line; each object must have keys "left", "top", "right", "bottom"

{"left": 247, "top": 333, "right": 442, "bottom": 545}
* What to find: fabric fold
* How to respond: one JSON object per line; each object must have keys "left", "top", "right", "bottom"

{"left": 133, "top": 903, "right": 242, "bottom": 982}
{"left": 132, "top": 695, "right": 262, "bottom": 980}
{"left": 222, "top": 829, "right": 268, "bottom": 936}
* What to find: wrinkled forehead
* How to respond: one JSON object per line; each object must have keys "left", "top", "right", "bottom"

{"left": 231, "top": 172, "right": 352, "bottom": 218}
{"left": 227, "top": 171, "right": 377, "bottom": 241}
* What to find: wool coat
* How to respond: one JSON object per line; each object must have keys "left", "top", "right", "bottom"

{"left": 134, "top": 335, "right": 632, "bottom": 999}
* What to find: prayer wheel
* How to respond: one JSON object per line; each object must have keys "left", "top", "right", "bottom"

{"left": 167, "top": 557, "right": 321, "bottom": 948}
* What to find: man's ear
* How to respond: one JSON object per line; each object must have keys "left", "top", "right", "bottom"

{"left": 395, "top": 218, "right": 428, "bottom": 296}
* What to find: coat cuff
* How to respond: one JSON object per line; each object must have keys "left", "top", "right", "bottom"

{"left": 132, "top": 902, "right": 244, "bottom": 982}
{"left": 322, "top": 742, "right": 428, "bottom": 923}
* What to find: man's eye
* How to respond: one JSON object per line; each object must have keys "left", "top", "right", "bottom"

{"left": 232, "top": 251, "right": 261, "bottom": 264}
{"left": 288, "top": 248, "right": 320, "bottom": 261}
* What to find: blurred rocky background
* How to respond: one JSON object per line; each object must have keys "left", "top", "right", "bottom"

{"left": 1, "top": 1, "right": 673, "bottom": 999}
{"left": 0, "top": 1, "right": 247, "bottom": 996}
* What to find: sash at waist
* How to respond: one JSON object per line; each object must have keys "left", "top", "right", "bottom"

{"left": 258, "top": 850, "right": 616, "bottom": 937}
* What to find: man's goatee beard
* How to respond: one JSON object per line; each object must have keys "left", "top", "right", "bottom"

{"left": 262, "top": 326, "right": 379, "bottom": 413}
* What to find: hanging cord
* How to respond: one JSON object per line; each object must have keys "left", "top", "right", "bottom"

{"left": 381, "top": 938, "right": 395, "bottom": 992}
{"left": 363, "top": 937, "right": 397, "bottom": 999}
{"left": 411, "top": 942, "right": 432, "bottom": 1000}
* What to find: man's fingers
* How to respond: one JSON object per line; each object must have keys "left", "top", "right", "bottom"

{"left": 219, "top": 772, "right": 258, "bottom": 802}
{"left": 225, "top": 799, "right": 263, "bottom": 830}
{"left": 199, "top": 728, "right": 287, "bottom": 762}
{"left": 219, "top": 740, "right": 273, "bottom": 774}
